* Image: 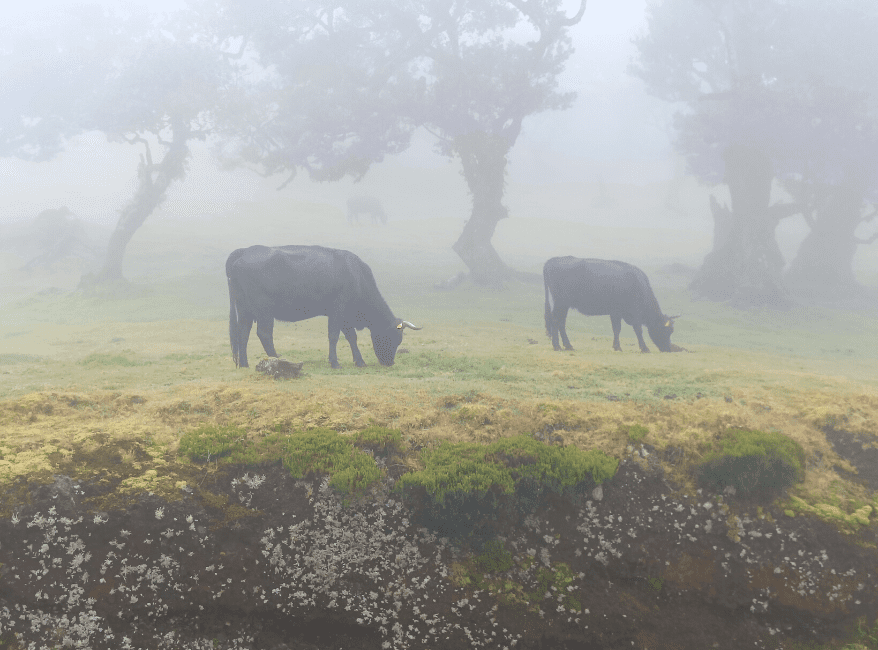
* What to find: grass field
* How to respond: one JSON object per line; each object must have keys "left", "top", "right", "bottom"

{"left": 2, "top": 191, "right": 878, "bottom": 541}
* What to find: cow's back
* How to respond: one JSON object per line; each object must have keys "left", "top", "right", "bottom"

{"left": 545, "top": 257, "right": 648, "bottom": 316}
{"left": 227, "top": 245, "right": 382, "bottom": 322}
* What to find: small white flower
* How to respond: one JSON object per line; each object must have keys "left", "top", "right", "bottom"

{"left": 93, "top": 514, "right": 107, "bottom": 524}
{"left": 155, "top": 507, "right": 165, "bottom": 520}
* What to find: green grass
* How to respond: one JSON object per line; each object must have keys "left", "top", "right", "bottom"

{"left": 79, "top": 351, "right": 146, "bottom": 367}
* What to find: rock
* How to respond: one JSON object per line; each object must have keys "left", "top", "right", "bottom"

{"left": 255, "top": 357, "right": 304, "bottom": 379}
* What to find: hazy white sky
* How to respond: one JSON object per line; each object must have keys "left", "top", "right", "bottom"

{"left": 1, "top": 0, "right": 671, "bottom": 225}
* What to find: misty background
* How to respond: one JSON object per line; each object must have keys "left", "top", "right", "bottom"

{"left": 1, "top": 0, "right": 877, "bottom": 305}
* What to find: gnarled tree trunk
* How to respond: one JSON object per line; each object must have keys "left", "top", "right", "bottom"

{"left": 690, "top": 145, "right": 789, "bottom": 309}
{"left": 786, "top": 177, "right": 869, "bottom": 297}
{"left": 450, "top": 131, "right": 514, "bottom": 287}
{"left": 83, "top": 126, "right": 190, "bottom": 287}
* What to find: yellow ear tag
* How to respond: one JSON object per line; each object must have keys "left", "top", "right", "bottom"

{"left": 397, "top": 323, "right": 403, "bottom": 329}
{"left": 665, "top": 320, "right": 671, "bottom": 327}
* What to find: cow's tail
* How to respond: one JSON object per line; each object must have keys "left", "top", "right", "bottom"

{"left": 228, "top": 278, "right": 242, "bottom": 368}
{"left": 226, "top": 249, "right": 246, "bottom": 368}
{"left": 544, "top": 266, "right": 555, "bottom": 339}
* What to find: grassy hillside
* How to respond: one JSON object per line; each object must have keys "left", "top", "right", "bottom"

{"left": 1, "top": 194, "right": 877, "bottom": 545}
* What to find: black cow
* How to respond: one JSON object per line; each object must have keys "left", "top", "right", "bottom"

{"left": 347, "top": 196, "right": 387, "bottom": 225}
{"left": 544, "top": 257, "right": 682, "bottom": 353}
{"left": 227, "top": 245, "right": 420, "bottom": 368}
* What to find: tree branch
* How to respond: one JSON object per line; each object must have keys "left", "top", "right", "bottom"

{"left": 276, "top": 169, "right": 297, "bottom": 190}
{"left": 560, "top": 0, "right": 587, "bottom": 27}
{"left": 422, "top": 124, "right": 453, "bottom": 144}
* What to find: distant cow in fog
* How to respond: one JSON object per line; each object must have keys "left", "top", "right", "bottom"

{"left": 544, "top": 257, "right": 682, "bottom": 353}
{"left": 226, "top": 245, "right": 420, "bottom": 369}
{"left": 347, "top": 196, "right": 387, "bottom": 225}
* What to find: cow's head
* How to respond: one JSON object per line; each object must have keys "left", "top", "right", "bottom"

{"left": 647, "top": 314, "right": 680, "bottom": 352}
{"left": 372, "top": 319, "right": 421, "bottom": 365}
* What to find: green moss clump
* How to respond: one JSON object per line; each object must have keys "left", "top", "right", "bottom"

{"left": 352, "top": 426, "right": 403, "bottom": 457}
{"left": 627, "top": 424, "right": 649, "bottom": 443}
{"left": 393, "top": 434, "right": 618, "bottom": 505}
{"left": 179, "top": 425, "right": 247, "bottom": 462}
{"left": 694, "top": 429, "right": 806, "bottom": 498}
{"left": 394, "top": 440, "right": 515, "bottom": 504}
{"left": 474, "top": 539, "right": 514, "bottom": 574}
{"left": 179, "top": 426, "right": 401, "bottom": 501}
{"left": 489, "top": 435, "right": 619, "bottom": 493}
{"left": 392, "top": 434, "right": 617, "bottom": 545}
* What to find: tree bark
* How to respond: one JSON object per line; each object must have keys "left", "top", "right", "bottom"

{"left": 786, "top": 177, "right": 865, "bottom": 297}
{"left": 690, "top": 145, "right": 789, "bottom": 308}
{"left": 451, "top": 131, "right": 514, "bottom": 287}
{"left": 84, "top": 126, "right": 190, "bottom": 286}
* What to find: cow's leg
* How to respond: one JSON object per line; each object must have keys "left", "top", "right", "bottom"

{"left": 632, "top": 324, "right": 651, "bottom": 353}
{"left": 236, "top": 315, "right": 255, "bottom": 368}
{"left": 548, "top": 310, "right": 561, "bottom": 351}
{"left": 342, "top": 328, "right": 367, "bottom": 366}
{"left": 611, "top": 315, "right": 623, "bottom": 351}
{"left": 557, "top": 307, "right": 573, "bottom": 350}
{"left": 255, "top": 318, "right": 278, "bottom": 357}
{"left": 327, "top": 318, "right": 343, "bottom": 369}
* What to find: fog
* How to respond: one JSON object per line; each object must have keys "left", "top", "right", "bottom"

{"left": 1, "top": 0, "right": 674, "bottom": 222}
{"left": 1, "top": 0, "right": 876, "bottom": 292}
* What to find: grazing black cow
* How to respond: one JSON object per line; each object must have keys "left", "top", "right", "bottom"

{"left": 544, "top": 257, "right": 682, "bottom": 353}
{"left": 227, "top": 245, "right": 420, "bottom": 369}
{"left": 347, "top": 195, "right": 387, "bottom": 225}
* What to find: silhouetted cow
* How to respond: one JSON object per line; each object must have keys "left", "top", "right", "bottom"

{"left": 347, "top": 196, "right": 387, "bottom": 225}
{"left": 227, "top": 245, "right": 420, "bottom": 368}
{"left": 544, "top": 257, "right": 682, "bottom": 353}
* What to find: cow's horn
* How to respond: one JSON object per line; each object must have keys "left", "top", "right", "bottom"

{"left": 401, "top": 320, "right": 422, "bottom": 330}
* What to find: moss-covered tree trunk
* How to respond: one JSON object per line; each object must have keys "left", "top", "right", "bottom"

{"left": 786, "top": 177, "right": 868, "bottom": 296}
{"left": 451, "top": 132, "right": 514, "bottom": 287}
{"left": 690, "top": 145, "right": 788, "bottom": 308}
{"left": 84, "top": 125, "right": 190, "bottom": 286}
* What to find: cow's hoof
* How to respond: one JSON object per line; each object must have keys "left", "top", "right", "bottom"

{"left": 330, "top": 363, "right": 342, "bottom": 369}
{"left": 564, "top": 346, "right": 574, "bottom": 351}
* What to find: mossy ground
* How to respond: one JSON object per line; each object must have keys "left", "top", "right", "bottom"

{"left": 2, "top": 191, "right": 878, "bottom": 649}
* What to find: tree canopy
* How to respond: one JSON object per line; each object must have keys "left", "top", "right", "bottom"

{"left": 211, "top": 0, "right": 586, "bottom": 285}
{"left": 631, "top": 0, "right": 878, "bottom": 303}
